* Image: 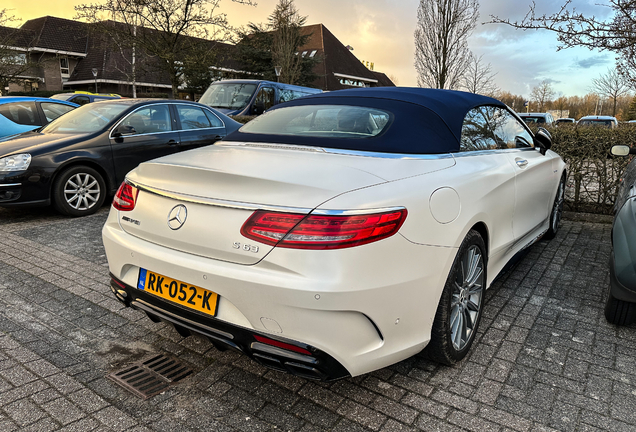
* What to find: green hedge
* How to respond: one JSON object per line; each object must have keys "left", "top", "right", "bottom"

{"left": 230, "top": 115, "right": 257, "bottom": 124}
{"left": 547, "top": 124, "right": 635, "bottom": 214}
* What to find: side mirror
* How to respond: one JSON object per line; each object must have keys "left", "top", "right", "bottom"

{"left": 611, "top": 145, "right": 636, "bottom": 156}
{"left": 112, "top": 125, "right": 136, "bottom": 137}
{"left": 534, "top": 127, "right": 552, "bottom": 155}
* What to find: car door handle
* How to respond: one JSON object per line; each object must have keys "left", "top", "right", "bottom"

{"left": 168, "top": 139, "right": 179, "bottom": 145}
{"left": 515, "top": 158, "right": 528, "bottom": 168}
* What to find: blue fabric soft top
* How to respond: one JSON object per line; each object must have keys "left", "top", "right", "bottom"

{"left": 224, "top": 87, "right": 507, "bottom": 154}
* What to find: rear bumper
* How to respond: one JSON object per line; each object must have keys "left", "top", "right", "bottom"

{"left": 103, "top": 205, "right": 456, "bottom": 377}
{"left": 109, "top": 274, "right": 350, "bottom": 381}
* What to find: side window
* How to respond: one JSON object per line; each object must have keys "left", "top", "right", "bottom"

{"left": 279, "top": 89, "right": 292, "bottom": 103}
{"left": 491, "top": 109, "right": 533, "bottom": 149}
{"left": 460, "top": 106, "right": 498, "bottom": 151}
{"left": 0, "top": 102, "right": 39, "bottom": 126}
{"left": 40, "top": 102, "right": 75, "bottom": 123}
{"left": 460, "top": 106, "right": 533, "bottom": 152}
{"left": 71, "top": 96, "right": 90, "bottom": 106}
{"left": 203, "top": 109, "right": 223, "bottom": 128}
{"left": 176, "top": 105, "right": 215, "bottom": 130}
{"left": 121, "top": 105, "right": 171, "bottom": 135}
{"left": 255, "top": 87, "right": 275, "bottom": 110}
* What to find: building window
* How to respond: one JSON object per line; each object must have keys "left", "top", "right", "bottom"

{"left": 60, "top": 57, "right": 70, "bottom": 80}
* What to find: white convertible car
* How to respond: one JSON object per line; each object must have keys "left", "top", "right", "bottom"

{"left": 102, "top": 88, "right": 565, "bottom": 380}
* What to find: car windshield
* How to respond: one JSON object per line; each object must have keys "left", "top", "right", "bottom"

{"left": 579, "top": 120, "right": 612, "bottom": 127}
{"left": 41, "top": 103, "right": 130, "bottom": 133}
{"left": 199, "top": 83, "right": 257, "bottom": 110}
{"left": 520, "top": 116, "right": 545, "bottom": 124}
{"left": 239, "top": 105, "right": 392, "bottom": 139}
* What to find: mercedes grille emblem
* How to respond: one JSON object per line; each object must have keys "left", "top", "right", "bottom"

{"left": 167, "top": 204, "right": 188, "bottom": 230}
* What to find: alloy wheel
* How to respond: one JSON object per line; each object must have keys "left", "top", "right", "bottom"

{"left": 552, "top": 178, "right": 565, "bottom": 231}
{"left": 63, "top": 173, "right": 101, "bottom": 211}
{"left": 450, "top": 245, "right": 484, "bottom": 351}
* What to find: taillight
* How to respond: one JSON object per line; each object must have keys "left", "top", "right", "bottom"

{"left": 113, "top": 182, "right": 139, "bottom": 211}
{"left": 241, "top": 208, "right": 407, "bottom": 250}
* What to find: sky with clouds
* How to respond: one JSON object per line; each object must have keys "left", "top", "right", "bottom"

{"left": 3, "top": 0, "right": 620, "bottom": 98}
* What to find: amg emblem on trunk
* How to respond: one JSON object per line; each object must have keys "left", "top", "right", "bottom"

{"left": 233, "top": 242, "right": 259, "bottom": 253}
{"left": 122, "top": 216, "right": 140, "bottom": 225}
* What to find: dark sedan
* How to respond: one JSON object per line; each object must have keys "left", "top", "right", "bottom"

{"left": 0, "top": 99, "right": 241, "bottom": 216}
{"left": 605, "top": 145, "right": 636, "bottom": 324}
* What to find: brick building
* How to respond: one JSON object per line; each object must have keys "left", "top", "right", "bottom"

{"left": 1, "top": 16, "right": 394, "bottom": 97}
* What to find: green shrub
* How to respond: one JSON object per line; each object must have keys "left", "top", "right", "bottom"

{"left": 230, "top": 115, "right": 257, "bottom": 124}
{"left": 547, "top": 124, "right": 635, "bottom": 214}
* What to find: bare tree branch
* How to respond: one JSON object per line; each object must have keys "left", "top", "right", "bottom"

{"left": 0, "top": 9, "right": 43, "bottom": 94}
{"left": 75, "top": 0, "right": 255, "bottom": 96}
{"left": 530, "top": 80, "right": 555, "bottom": 112}
{"left": 590, "top": 67, "right": 631, "bottom": 116}
{"left": 461, "top": 53, "right": 499, "bottom": 96}
{"left": 489, "top": 1, "right": 636, "bottom": 86}
{"left": 414, "top": 0, "right": 479, "bottom": 89}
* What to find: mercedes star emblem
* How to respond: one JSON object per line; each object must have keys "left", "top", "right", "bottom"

{"left": 167, "top": 204, "right": 188, "bottom": 230}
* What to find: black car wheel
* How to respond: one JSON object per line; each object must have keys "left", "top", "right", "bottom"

{"left": 53, "top": 165, "right": 106, "bottom": 216}
{"left": 605, "top": 290, "right": 636, "bottom": 325}
{"left": 426, "top": 229, "right": 486, "bottom": 365}
{"left": 545, "top": 173, "right": 565, "bottom": 240}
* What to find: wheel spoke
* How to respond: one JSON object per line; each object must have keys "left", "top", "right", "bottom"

{"left": 452, "top": 310, "right": 464, "bottom": 349}
{"left": 450, "top": 305, "right": 460, "bottom": 330}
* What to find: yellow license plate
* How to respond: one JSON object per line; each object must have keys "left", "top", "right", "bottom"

{"left": 137, "top": 269, "right": 218, "bottom": 317}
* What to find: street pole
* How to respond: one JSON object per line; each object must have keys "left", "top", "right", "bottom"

{"left": 91, "top": 68, "right": 98, "bottom": 93}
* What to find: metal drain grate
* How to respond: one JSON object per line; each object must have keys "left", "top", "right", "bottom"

{"left": 107, "top": 354, "right": 194, "bottom": 399}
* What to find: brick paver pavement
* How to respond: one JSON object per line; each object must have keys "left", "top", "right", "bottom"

{"left": 0, "top": 205, "right": 632, "bottom": 431}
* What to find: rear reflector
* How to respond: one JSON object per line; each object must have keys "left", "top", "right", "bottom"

{"left": 253, "top": 335, "right": 312, "bottom": 355}
{"left": 241, "top": 208, "right": 407, "bottom": 249}
{"left": 113, "top": 182, "right": 139, "bottom": 211}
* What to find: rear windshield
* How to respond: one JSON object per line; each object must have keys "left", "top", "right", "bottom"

{"left": 239, "top": 105, "right": 392, "bottom": 139}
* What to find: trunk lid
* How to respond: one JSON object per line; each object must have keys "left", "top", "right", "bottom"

{"left": 118, "top": 143, "right": 455, "bottom": 264}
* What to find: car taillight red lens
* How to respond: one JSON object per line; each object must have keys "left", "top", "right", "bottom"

{"left": 113, "top": 182, "right": 139, "bottom": 211}
{"left": 253, "top": 335, "right": 312, "bottom": 355}
{"left": 241, "top": 209, "right": 407, "bottom": 249}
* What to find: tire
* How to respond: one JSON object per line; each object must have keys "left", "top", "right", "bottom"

{"left": 426, "top": 229, "right": 487, "bottom": 365}
{"left": 604, "top": 290, "right": 636, "bottom": 325}
{"left": 53, "top": 165, "right": 106, "bottom": 217}
{"left": 544, "top": 173, "right": 565, "bottom": 240}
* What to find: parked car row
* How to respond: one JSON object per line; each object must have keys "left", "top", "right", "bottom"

{"left": 517, "top": 112, "right": 620, "bottom": 128}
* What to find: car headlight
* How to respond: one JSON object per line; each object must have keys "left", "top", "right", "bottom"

{"left": 0, "top": 154, "right": 31, "bottom": 172}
